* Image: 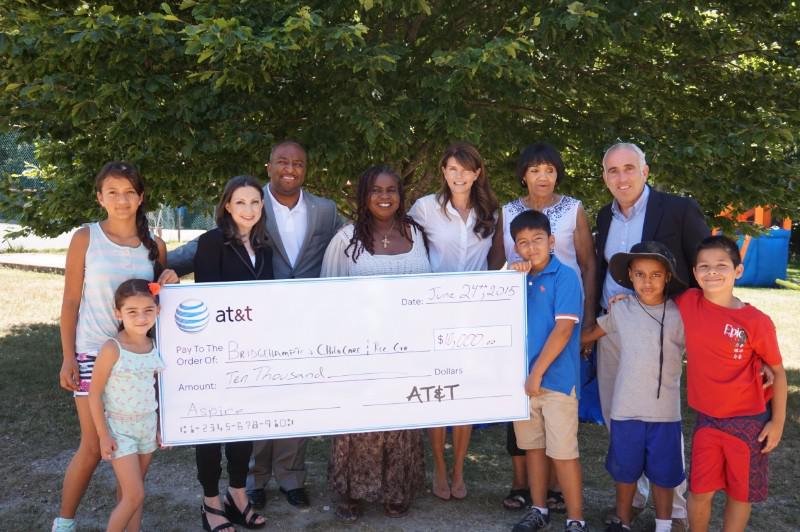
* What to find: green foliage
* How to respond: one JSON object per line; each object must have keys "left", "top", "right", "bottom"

{"left": 1, "top": 1, "right": 798, "bottom": 234}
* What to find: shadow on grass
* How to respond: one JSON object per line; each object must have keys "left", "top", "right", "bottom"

{"left": 0, "top": 321, "right": 797, "bottom": 530}
{"left": 0, "top": 322, "right": 74, "bottom": 459}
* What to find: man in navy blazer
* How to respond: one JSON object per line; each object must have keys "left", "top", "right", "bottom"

{"left": 594, "top": 142, "right": 710, "bottom": 529}
{"left": 167, "top": 141, "right": 342, "bottom": 509}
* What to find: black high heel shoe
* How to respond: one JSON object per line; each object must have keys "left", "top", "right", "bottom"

{"left": 201, "top": 502, "right": 234, "bottom": 532}
{"left": 225, "top": 490, "right": 267, "bottom": 529}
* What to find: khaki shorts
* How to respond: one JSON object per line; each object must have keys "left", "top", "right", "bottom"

{"left": 513, "top": 387, "right": 579, "bottom": 460}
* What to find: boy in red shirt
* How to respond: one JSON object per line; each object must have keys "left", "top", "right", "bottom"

{"left": 675, "top": 235, "right": 787, "bottom": 531}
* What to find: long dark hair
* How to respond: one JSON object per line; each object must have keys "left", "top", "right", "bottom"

{"left": 215, "top": 175, "right": 269, "bottom": 250}
{"left": 437, "top": 142, "right": 498, "bottom": 239}
{"left": 345, "top": 165, "right": 427, "bottom": 262}
{"left": 114, "top": 278, "right": 158, "bottom": 334}
{"left": 95, "top": 161, "right": 161, "bottom": 280}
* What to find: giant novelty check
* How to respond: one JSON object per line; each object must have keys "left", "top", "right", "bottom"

{"left": 157, "top": 271, "right": 529, "bottom": 445}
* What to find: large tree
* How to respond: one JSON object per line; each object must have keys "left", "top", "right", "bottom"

{"left": 1, "top": 0, "right": 798, "bottom": 235}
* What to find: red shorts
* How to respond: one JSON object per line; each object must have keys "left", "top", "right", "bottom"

{"left": 689, "top": 410, "right": 769, "bottom": 503}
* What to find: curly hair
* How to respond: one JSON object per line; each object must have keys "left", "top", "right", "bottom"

{"left": 437, "top": 142, "right": 498, "bottom": 239}
{"left": 345, "top": 165, "right": 427, "bottom": 262}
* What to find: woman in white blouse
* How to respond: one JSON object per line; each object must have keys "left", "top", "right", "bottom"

{"left": 321, "top": 166, "right": 430, "bottom": 522}
{"left": 408, "top": 142, "right": 499, "bottom": 501}
{"left": 491, "top": 141, "right": 596, "bottom": 324}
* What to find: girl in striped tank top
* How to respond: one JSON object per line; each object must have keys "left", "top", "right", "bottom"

{"left": 53, "top": 162, "right": 178, "bottom": 532}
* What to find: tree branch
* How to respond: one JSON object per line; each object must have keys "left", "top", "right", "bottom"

{"left": 405, "top": 15, "right": 427, "bottom": 45}
{"left": 401, "top": 139, "right": 431, "bottom": 180}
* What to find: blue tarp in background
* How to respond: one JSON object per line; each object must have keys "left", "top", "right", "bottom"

{"left": 735, "top": 228, "right": 791, "bottom": 287}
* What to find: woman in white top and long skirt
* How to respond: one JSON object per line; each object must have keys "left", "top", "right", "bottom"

{"left": 321, "top": 165, "right": 430, "bottom": 523}
{"left": 408, "top": 143, "right": 499, "bottom": 501}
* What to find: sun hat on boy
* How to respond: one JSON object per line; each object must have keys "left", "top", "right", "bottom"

{"left": 609, "top": 240, "right": 688, "bottom": 294}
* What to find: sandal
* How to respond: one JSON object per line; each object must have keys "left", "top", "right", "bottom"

{"left": 384, "top": 502, "right": 410, "bottom": 518}
{"left": 201, "top": 503, "right": 235, "bottom": 532}
{"left": 546, "top": 489, "right": 566, "bottom": 514}
{"left": 450, "top": 479, "right": 467, "bottom": 500}
{"left": 502, "top": 488, "right": 531, "bottom": 510}
{"left": 432, "top": 477, "right": 451, "bottom": 500}
{"left": 335, "top": 501, "right": 362, "bottom": 523}
{"left": 224, "top": 490, "right": 266, "bottom": 529}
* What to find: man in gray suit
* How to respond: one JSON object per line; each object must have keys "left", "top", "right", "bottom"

{"left": 167, "top": 140, "right": 342, "bottom": 509}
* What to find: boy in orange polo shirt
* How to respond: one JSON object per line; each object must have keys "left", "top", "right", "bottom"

{"left": 675, "top": 235, "right": 787, "bottom": 531}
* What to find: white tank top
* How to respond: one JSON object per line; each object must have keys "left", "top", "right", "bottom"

{"left": 502, "top": 195, "right": 582, "bottom": 279}
{"left": 75, "top": 223, "right": 155, "bottom": 353}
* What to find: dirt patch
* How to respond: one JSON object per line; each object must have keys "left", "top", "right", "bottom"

{"left": 8, "top": 424, "right": 800, "bottom": 531}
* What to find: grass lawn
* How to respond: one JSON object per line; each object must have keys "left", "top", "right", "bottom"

{"left": 0, "top": 267, "right": 798, "bottom": 531}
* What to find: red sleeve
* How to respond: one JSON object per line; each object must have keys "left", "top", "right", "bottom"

{"left": 674, "top": 287, "right": 699, "bottom": 312}
{"left": 753, "top": 313, "right": 782, "bottom": 367}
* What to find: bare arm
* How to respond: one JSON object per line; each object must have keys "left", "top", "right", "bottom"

{"left": 574, "top": 204, "right": 597, "bottom": 327}
{"left": 580, "top": 322, "right": 607, "bottom": 345}
{"left": 59, "top": 227, "right": 89, "bottom": 392}
{"left": 487, "top": 210, "right": 506, "bottom": 270}
{"left": 88, "top": 339, "right": 120, "bottom": 460}
{"left": 526, "top": 319, "right": 575, "bottom": 396}
{"left": 758, "top": 363, "right": 787, "bottom": 453}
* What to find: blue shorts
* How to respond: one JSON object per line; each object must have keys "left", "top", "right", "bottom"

{"left": 607, "top": 419, "right": 685, "bottom": 488}
{"left": 106, "top": 411, "right": 158, "bottom": 459}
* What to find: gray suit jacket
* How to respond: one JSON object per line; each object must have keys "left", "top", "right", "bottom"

{"left": 168, "top": 188, "right": 343, "bottom": 279}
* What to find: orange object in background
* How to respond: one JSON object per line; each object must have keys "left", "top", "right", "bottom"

{"left": 715, "top": 206, "right": 792, "bottom": 286}
{"left": 718, "top": 206, "right": 791, "bottom": 229}
{"left": 715, "top": 207, "right": 792, "bottom": 262}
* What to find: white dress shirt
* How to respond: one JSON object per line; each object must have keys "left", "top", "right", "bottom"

{"left": 408, "top": 193, "right": 495, "bottom": 273}
{"left": 267, "top": 184, "right": 308, "bottom": 267}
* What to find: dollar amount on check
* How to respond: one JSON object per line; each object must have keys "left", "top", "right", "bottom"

{"left": 156, "top": 271, "right": 529, "bottom": 445}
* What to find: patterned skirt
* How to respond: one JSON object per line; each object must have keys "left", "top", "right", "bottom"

{"left": 328, "top": 429, "right": 425, "bottom": 506}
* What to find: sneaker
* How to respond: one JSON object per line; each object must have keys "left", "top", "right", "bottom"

{"left": 565, "top": 520, "right": 588, "bottom": 532}
{"left": 52, "top": 517, "right": 76, "bottom": 532}
{"left": 671, "top": 517, "right": 689, "bottom": 532}
{"left": 605, "top": 518, "right": 631, "bottom": 532}
{"left": 512, "top": 506, "right": 551, "bottom": 532}
{"left": 602, "top": 504, "right": 643, "bottom": 525}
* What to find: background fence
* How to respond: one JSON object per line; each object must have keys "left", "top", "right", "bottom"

{"left": 1, "top": 131, "right": 213, "bottom": 232}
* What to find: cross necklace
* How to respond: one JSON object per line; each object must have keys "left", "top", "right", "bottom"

{"left": 380, "top": 219, "right": 396, "bottom": 249}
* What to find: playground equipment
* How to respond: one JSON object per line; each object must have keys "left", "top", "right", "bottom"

{"left": 718, "top": 207, "right": 792, "bottom": 287}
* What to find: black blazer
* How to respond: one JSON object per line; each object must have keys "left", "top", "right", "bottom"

{"left": 595, "top": 187, "right": 710, "bottom": 306}
{"left": 194, "top": 228, "right": 274, "bottom": 283}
